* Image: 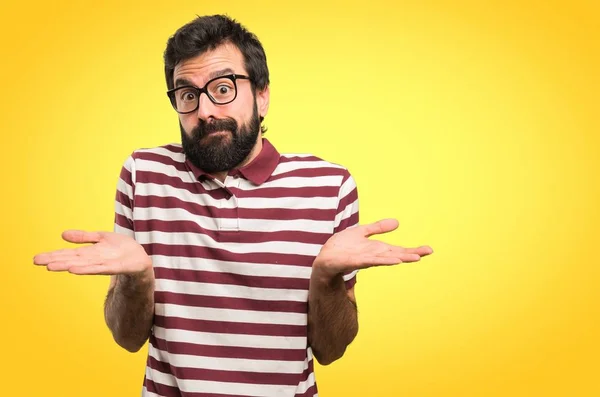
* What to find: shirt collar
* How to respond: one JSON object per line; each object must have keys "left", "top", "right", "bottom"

{"left": 185, "top": 137, "right": 280, "bottom": 186}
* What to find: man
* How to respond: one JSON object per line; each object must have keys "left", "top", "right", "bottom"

{"left": 33, "top": 14, "right": 433, "bottom": 397}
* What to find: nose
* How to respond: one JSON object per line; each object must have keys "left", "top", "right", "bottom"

{"left": 196, "top": 92, "right": 218, "bottom": 121}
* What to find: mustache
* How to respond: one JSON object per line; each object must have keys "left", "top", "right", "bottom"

{"left": 192, "top": 118, "right": 238, "bottom": 138}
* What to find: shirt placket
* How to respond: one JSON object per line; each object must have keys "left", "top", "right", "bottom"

{"left": 215, "top": 175, "right": 240, "bottom": 231}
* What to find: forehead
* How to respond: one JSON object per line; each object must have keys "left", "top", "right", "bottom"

{"left": 173, "top": 42, "right": 246, "bottom": 85}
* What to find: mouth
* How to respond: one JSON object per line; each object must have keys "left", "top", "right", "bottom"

{"left": 200, "top": 130, "right": 223, "bottom": 138}
{"left": 205, "top": 129, "right": 229, "bottom": 136}
{"left": 200, "top": 130, "right": 231, "bottom": 142}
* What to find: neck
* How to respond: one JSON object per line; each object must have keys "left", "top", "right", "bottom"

{"left": 212, "top": 171, "right": 227, "bottom": 183}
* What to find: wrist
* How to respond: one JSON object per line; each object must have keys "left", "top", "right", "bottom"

{"left": 310, "top": 265, "right": 345, "bottom": 291}
{"left": 118, "top": 267, "right": 154, "bottom": 290}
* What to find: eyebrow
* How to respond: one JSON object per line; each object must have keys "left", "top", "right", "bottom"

{"left": 174, "top": 77, "right": 195, "bottom": 88}
{"left": 208, "top": 68, "right": 235, "bottom": 80}
{"left": 174, "top": 68, "right": 237, "bottom": 89}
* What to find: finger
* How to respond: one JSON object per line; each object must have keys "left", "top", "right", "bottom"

{"left": 33, "top": 245, "right": 101, "bottom": 265}
{"left": 34, "top": 249, "right": 64, "bottom": 264}
{"left": 392, "top": 245, "right": 434, "bottom": 257}
{"left": 400, "top": 246, "right": 434, "bottom": 256}
{"left": 353, "top": 256, "right": 405, "bottom": 269}
{"left": 351, "top": 252, "right": 422, "bottom": 269}
{"left": 69, "top": 259, "right": 121, "bottom": 275}
{"left": 396, "top": 253, "right": 422, "bottom": 262}
{"left": 34, "top": 249, "right": 80, "bottom": 265}
{"left": 362, "top": 218, "right": 399, "bottom": 238}
{"left": 373, "top": 242, "right": 433, "bottom": 258}
{"left": 62, "top": 230, "right": 104, "bottom": 244}
{"left": 418, "top": 245, "right": 434, "bottom": 256}
{"left": 370, "top": 243, "right": 421, "bottom": 261}
{"left": 377, "top": 251, "right": 421, "bottom": 263}
{"left": 46, "top": 257, "right": 106, "bottom": 272}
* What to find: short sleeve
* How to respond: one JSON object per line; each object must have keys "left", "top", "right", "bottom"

{"left": 114, "top": 154, "right": 136, "bottom": 238}
{"left": 333, "top": 170, "right": 359, "bottom": 289}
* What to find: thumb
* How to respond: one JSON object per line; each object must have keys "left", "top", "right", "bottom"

{"left": 62, "top": 230, "right": 104, "bottom": 244}
{"left": 362, "top": 218, "right": 399, "bottom": 238}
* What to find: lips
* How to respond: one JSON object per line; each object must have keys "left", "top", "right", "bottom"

{"left": 203, "top": 129, "right": 230, "bottom": 137}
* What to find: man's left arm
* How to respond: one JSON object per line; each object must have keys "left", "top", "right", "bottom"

{"left": 307, "top": 269, "right": 359, "bottom": 365}
{"left": 307, "top": 171, "right": 434, "bottom": 366}
{"left": 307, "top": 170, "right": 360, "bottom": 365}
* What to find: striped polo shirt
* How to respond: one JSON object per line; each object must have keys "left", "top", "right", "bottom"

{"left": 113, "top": 138, "right": 359, "bottom": 397}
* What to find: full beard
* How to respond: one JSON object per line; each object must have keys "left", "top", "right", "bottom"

{"left": 181, "top": 102, "right": 260, "bottom": 174}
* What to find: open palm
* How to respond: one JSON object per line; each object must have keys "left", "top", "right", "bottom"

{"left": 314, "top": 219, "right": 433, "bottom": 277}
{"left": 33, "top": 230, "right": 152, "bottom": 275}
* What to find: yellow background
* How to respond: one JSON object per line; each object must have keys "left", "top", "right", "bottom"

{"left": 1, "top": 0, "right": 598, "bottom": 396}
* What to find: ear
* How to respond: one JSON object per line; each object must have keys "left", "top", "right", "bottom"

{"left": 256, "top": 84, "right": 270, "bottom": 119}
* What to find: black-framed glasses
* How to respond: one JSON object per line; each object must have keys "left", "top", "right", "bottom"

{"left": 166, "top": 74, "right": 251, "bottom": 114}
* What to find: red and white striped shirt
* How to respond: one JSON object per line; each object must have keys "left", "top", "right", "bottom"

{"left": 114, "top": 138, "right": 359, "bottom": 397}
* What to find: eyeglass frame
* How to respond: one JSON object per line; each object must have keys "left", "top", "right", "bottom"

{"left": 166, "top": 73, "right": 252, "bottom": 114}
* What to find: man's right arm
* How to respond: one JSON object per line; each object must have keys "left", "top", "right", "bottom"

{"left": 106, "top": 153, "right": 154, "bottom": 352}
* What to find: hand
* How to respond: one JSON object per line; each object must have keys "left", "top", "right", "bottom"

{"left": 33, "top": 230, "right": 152, "bottom": 276}
{"left": 313, "top": 219, "right": 433, "bottom": 280}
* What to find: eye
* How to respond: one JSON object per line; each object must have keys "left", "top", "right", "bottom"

{"left": 179, "top": 90, "right": 197, "bottom": 102}
{"left": 207, "top": 78, "right": 236, "bottom": 102}
{"left": 216, "top": 84, "right": 231, "bottom": 95}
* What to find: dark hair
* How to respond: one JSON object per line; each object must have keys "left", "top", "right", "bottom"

{"left": 164, "top": 14, "right": 269, "bottom": 91}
